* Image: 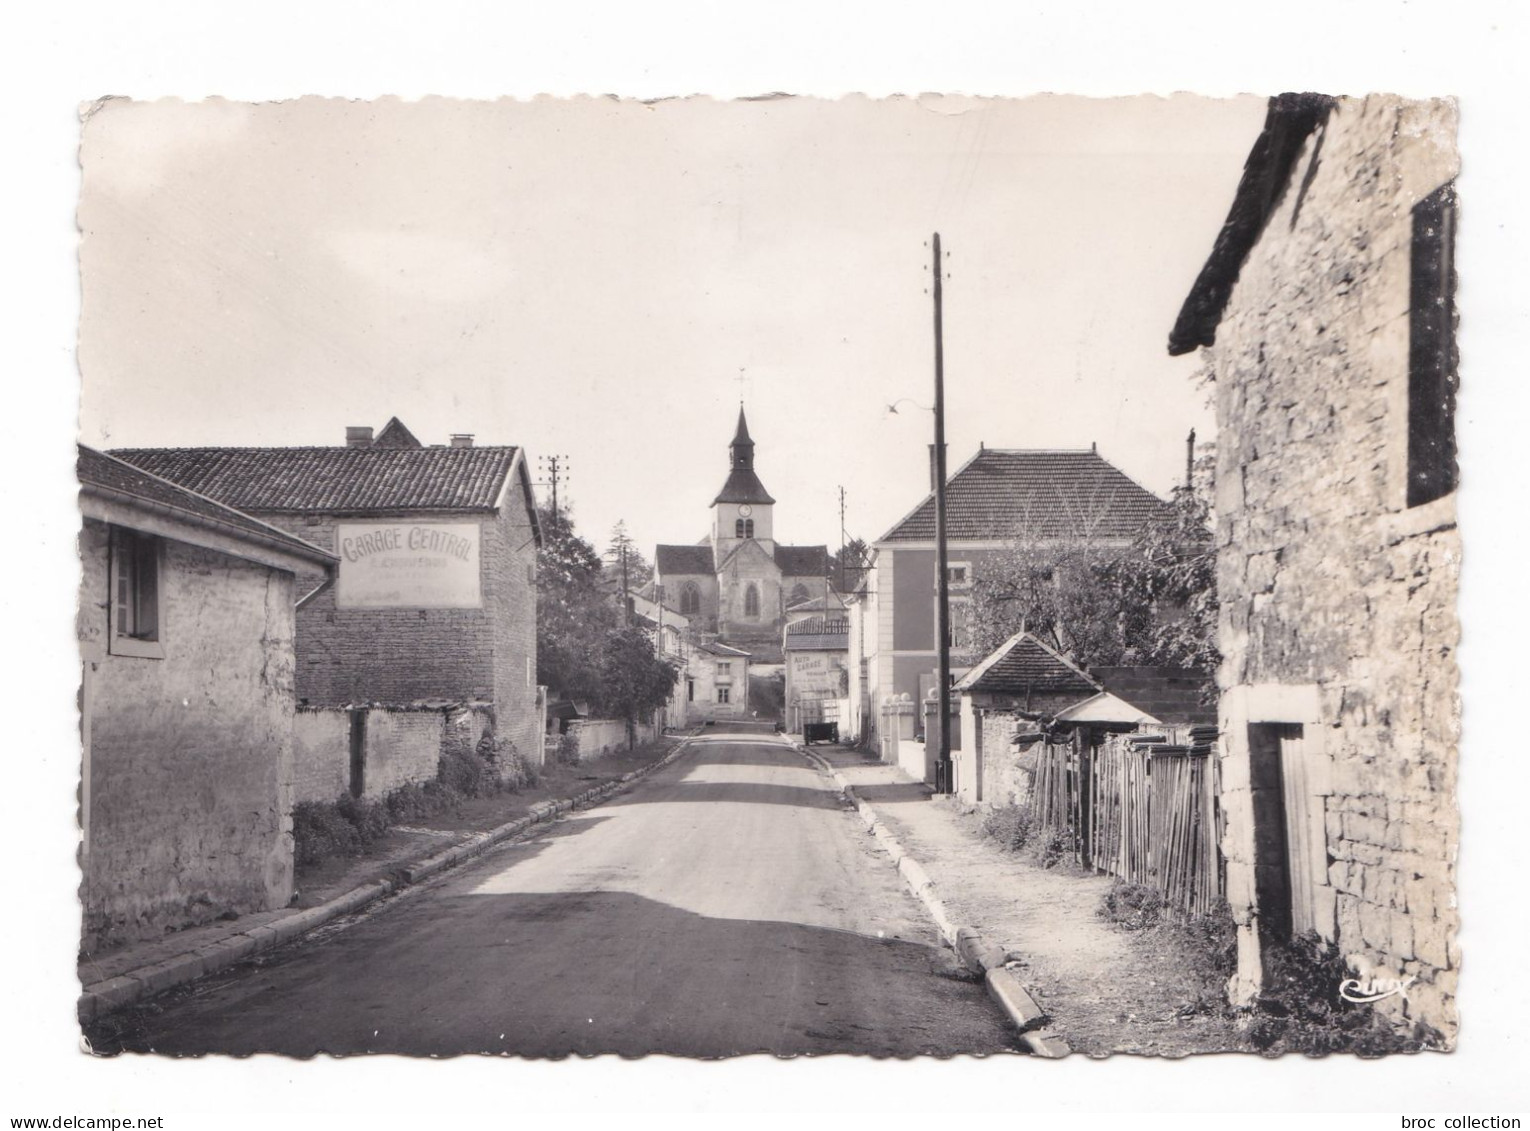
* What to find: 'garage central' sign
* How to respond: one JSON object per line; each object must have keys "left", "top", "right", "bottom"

{"left": 335, "top": 522, "right": 482, "bottom": 608}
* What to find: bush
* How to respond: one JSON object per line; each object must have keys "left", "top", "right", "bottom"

{"left": 1247, "top": 932, "right": 1440, "bottom": 1057}
{"left": 980, "top": 803, "right": 1036, "bottom": 852}
{"left": 440, "top": 744, "right": 500, "bottom": 798}
{"left": 499, "top": 743, "right": 540, "bottom": 793}
{"left": 335, "top": 793, "right": 392, "bottom": 850}
{"left": 292, "top": 800, "right": 362, "bottom": 867}
{"left": 553, "top": 731, "right": 581, "bottom": 766}
{"left": 385, "top": 779, "right": 462, "bottom": 822}
{"left": 1099, "top": 881, "right": 1166, "bottom": 931}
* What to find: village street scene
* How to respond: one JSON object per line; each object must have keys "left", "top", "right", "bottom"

{"left": 73, "top": 92, "right": 1460, "bottom": 1061}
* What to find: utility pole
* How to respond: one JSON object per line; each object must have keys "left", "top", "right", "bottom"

{"left": 838, "top": 485, "right": 847, "bottom": 593}
{"left": 539, "top": 454, "right": 568, "bottom": 514}
{"left": 1186, "top": 428, "right": 1196, "bottom": 492}
{"left": 932, "top": 232, "right": 954, "bottom": 796}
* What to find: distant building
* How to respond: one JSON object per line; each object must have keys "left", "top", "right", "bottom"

{"left": 677, "top": 640, "right": 752, "bottom": 724}
{"left": 114, "top": 419, "right": 544, "bottom": 772}
{"left": 654, "top": 409, "right": 830, "bottom": 663}
{"left": 77, "top": 446, "right": 337, "bottom": 950}
{"left": 782, "top": 616, "right": 850, "bottom": 736}
{"left": 863, "top": 446, "right": 1168, "bottom": 770}
{"left": 1170, "top": 94, "right": 1459, "bottom": 1039}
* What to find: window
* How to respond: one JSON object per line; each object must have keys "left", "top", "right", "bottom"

{"left": 109, "top": 528, "right": 163, "bottom": 658}
{"left": 679, "top": 581, "right": 701, "bottom": 616}
{"left": 715, "top": 661, "right": 732, "bottom": 680}
{"left": 1407, "top": 181, "right": 1458, "bottom": 508}
{"left": 687, "top": 678, "right": 695, "bottom": 702}
{"left": 939, "top": 562, "right": 973, "bottom": 590}
{"left": 717, "top": 686, "right": 731, "bottom": 704}
{"left": 789, "top": 583, "right": 810, "bottom": 605}
{"left": 947, "top": 596, "right": 974, "bottom": 652}
{"left": 735, "top": 518, "right": 755, "bottom": 539}
{"left": 744, "top": 583, "right": 760, "bottom": 618}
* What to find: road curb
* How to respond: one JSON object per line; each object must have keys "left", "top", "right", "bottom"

{"left": 79, "top": 731, "right": 701, "bottom": 1025}
{"left": 792, "top": 742, "right": 1072, "bottom": 1058}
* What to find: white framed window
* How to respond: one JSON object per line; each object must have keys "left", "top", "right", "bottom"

{"left": 717, "top": 686, "right": 731, "bottom": 704}
{"left": 109, "top": 527, "right": 164, "bottom": 659}
{"left": 939, "top": 562, "right": 973, "bottom": 590}
{"left": 715, "top": 661, "right": 732, "bottom": 681}
{"left": 948, "top": 595, "right": 975, "bottom": 652}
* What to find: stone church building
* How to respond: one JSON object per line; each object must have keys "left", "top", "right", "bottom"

{"left": 654, "top": 409, "right": 830, "bottom": 662}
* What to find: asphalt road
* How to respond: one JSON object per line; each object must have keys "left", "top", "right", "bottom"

{"left": 88, "top": 727, "right": 1017, "bottom": 1058}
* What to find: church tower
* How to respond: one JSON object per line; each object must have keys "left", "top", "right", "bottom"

{"left": 711, "top": 406, "right": 776, "bottom": 557}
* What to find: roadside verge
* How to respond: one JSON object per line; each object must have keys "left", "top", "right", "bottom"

{"left": 793, "top": 741, "right": 1073, "bottom": 1058}
{"left": 78, "top": 733, "right": 699, "bottom": 1025}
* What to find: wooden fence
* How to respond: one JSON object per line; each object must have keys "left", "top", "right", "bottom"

{"left": 1032, "top": 726, "right": 1223, "bottom": 917}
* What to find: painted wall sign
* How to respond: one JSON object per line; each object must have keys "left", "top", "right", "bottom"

{"left": 789, "top": 652, "right": 845, "bottom": 695}
{"left": 335, "top": 522, "right": 482, "bottom": 608}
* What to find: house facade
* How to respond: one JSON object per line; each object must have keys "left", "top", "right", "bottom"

{"left": 782, "top": 617, "right": 850, "bottom": 736}
{"left": 78, "top": 446, "right": 337, "bottom": 951}
{"left": 864, "top": 447, "right": 1168, "bottom": 766}
{"left": 677, "top": 640, "right": 752, "bottom": 725}
{"left": 1169, "top": 94, "right": 1460, "bottom": 1039}
{"left": 115, "top": 419, "right": 544, "bottom": 778}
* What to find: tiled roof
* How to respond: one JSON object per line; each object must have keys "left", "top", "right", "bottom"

{"left": 110, "top": 445, "right": 519, "bottom": 513}
{"left": 784, "top": 617, "right": 849, "bottom": 652}
{"left": 656, "top": 544, "right": 715, "bottom": 575}
{"left": 78, "top": 445, "right": 337, "bottom": 565}
{"left": 879, "top": 449, "right": 1169, "bottom": 543}
{"left": 775, "top": 544, "right": 829, "bottom": 577}
{"left": 954, "top": 631, "right": 1101, "bottom": 695}
{"left": 786, "top": 593, "right": 847, "bottom": 613}
{"left": 699, "top": 640, "right": 751, "bottom": 658}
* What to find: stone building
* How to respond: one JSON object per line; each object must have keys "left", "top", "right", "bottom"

{"left": 654, "top": 408, "right": 830, "bottom": 663}
{"left": 114, "top": 419, "right": 544, "bottom": 791}
{"left": 77, "top": 446, "right": 337, "bottom": 950}
{"left": 782, "top": 616, "right": 849, "bottom": 736}
{"left": 677, "top": 640, "right": 752, "bottom": 725}
{"left": 1169, "top": 94, "right": 1459, "bottom": 1039}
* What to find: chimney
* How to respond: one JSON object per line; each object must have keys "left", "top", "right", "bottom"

{"left": 450, "top": 433, "right": 475, "bottom": 449}
{"left": 927, "top": 442, "right": 947, "bottom": 492}
{"left": 346, "top": 426, "right": 373, "bottom": 448}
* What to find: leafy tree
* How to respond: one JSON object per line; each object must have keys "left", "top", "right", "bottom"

{"left": 966, "top": 468, "right": 1218, "bottom": 676}
{"left": 594, "top": 626, "right": 679, "bottom": 747}
{"left": 826, "top": 537, "right": 871, "bottom": 592}
{"left": 537, "top": 505, "right": 617, "bottom": 703}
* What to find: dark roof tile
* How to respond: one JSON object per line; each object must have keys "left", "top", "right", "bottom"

{"left": 955, "top": 632, "right": 1101, "bottom": 695}
{"left": 656, "top": 544, "right": 715, "bottom": 575}
{"left": 110, "top": 446, "right": 519, "bottom": 513}
{"left": 774, "top": 544, "right": 828, "bottom": 577}
{"left": 880, "top": 449, "right": 1168, "bottom": 543}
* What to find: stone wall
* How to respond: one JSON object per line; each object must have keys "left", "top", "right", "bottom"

{"left": 292, "top": 703, "right": 495, "bottom": 804}
{"left": 1205, "top": 96, "right": 1460, "bottom": 1038}
{"left": 979, "top": 711, "right": 1040, "bottom": 809}
{"left": 80, "top": 522, "right": 297, "bottom": 951}
{"left": 565, "top": 717, "right": 659, "bottom": 760}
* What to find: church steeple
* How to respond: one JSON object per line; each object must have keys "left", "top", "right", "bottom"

{"left": 730, "top": 406, "right": 755, "bottom": 469}
{"left": 713, "top": 406, "right": 775, "bottom": 506}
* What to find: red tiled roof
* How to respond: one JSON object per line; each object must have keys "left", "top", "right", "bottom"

{"left": 111, "top": 445, "right": 519, "bottom": 513}
{"left": 954, "top": 631, "right": 1102, "bottom": 695}
{"left": 879, "top": 449, "right": 1169, "bottom": 543}
{"left": 78, "top": 446, "right": 337, "bottom": 565}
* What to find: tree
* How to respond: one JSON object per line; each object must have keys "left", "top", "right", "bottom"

{"left": 826, "top": 537, "right": 870, "bottom": 593}
{"left": 594, "top": 626, "right": 679, "bottom": 747}
{"left": 536, "top": 505, "right": 617, "bottom": 703}
{"left": 966, "top": 469, "right": 1218, "bottom": 676}
{"left": 606, "top": 520, "right": 654, "bottom": 594}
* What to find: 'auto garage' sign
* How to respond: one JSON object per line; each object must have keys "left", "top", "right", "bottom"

{"left": 335, "top": 522, "right": 482, "bottom": 608}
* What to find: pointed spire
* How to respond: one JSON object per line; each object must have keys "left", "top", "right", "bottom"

{"left": 730, "top": 406, "right": 755, "bottom": 470}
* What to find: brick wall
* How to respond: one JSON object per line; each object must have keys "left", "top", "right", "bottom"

{"left": 261, "top": 496, "right": 541, "bottom": 775}
{"left": 80, "top": 521, "right": 297, "bottom": 951}
{"left": 292, "top": 708, "right": 349, "bottom": 804}
{"left": 1091, "top": 666, "right": 1215, "bottom": 725}
{"left": 293, "top": 704, "right": 495, "bottom": 804}
{"left": 1205, "top": 96, "right": 1460, "bottom": 1038}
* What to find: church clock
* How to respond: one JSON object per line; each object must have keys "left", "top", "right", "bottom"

{"left": 738, "top": 505, "right": 753, "bottom": 517}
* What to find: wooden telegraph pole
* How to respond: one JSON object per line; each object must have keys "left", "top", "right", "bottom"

{"left": 932, "top": 233, "right": 953, "bottom": 795}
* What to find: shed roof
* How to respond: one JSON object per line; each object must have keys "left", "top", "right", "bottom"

{"left": 111, "top": 444, "right": 524, "bottom": 514}
{"left": 953, "top": 631, "right": 1102, "bottom": 696}
{"left": 784, "top": 616, "right": 849, "bottom": 652}
{"left": 879, "top": 448, "right": 1168, "bottom": 544}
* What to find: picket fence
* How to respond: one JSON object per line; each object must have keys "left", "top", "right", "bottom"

{"left": 1031, "top": 726, "right": 1223, "bottom": 917}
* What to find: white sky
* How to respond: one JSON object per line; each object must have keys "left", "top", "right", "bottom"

{"left": 77, "top": 94, "right": 1264, "bottom": 556}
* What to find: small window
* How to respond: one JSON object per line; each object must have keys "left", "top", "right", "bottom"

{"left": 109, "top": 528, "right": 164, "bottom": 659}
{"left": 1407, "top": 181, "right": 1458, "bottom": 508}
{"left": 717, "top": 686, "right": 731, "bottom": 704}
{"left": 744, "top": 583, "right": 760, "bottom": 618}
{"left": 716, "top": 661, "right": 732, "bottom": 678}
{"left": 939, "top": 562, "right": 973, "bottom": 590}
{"left": 735, "top": 518, "right": 755, "bottom": 539}
{"left": 790, "top": 583, "right": 810, "bottom": 605}
{"left": 947, "top": 596, "right": 974, "bottom": 652}
{"left": 687, "top": 678, "right": 695, "bottom": 702}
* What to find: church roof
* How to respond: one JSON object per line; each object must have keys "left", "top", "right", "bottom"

{"left": 655, "top": 544, "right": 715, "bottom": 575}
{"left": 712, "top": 468, "right": 776, "bottom": 506}
{"left": 775, "top": 544, "right": 829, "bottom": 578}
{"left": 878, "top": 448, "right": 1169, "bottom": 544}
